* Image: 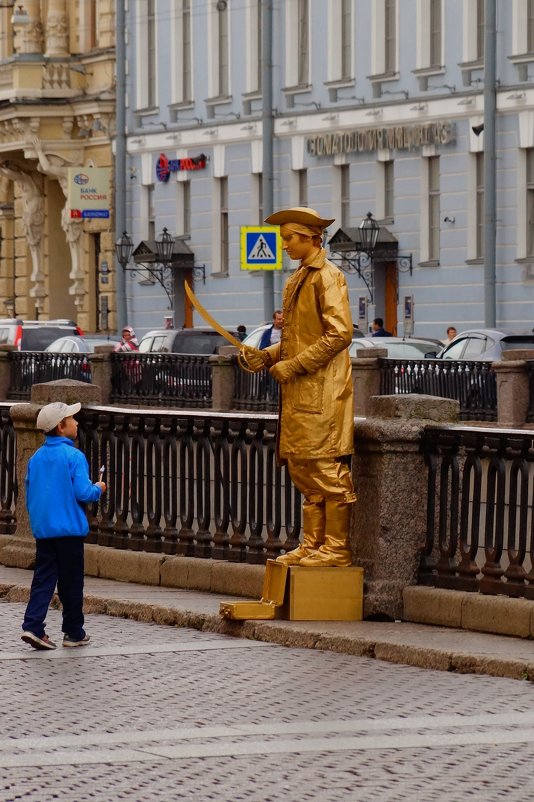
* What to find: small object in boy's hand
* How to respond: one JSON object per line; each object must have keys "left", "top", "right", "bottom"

{"left": 98, "top": 465, "right": 105, "bottom": 480}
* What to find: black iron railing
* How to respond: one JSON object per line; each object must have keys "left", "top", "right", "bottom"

{"left": 526, "top": 361, "right": 534, "bottom": 423}
{"left": 10, "top": 352, "right": 91, "bottom": 400}
{"left": 233, "top": 363, "right": 279, "bottom": 412}
{"left": 110, "top": 353, "right": 214, "bottom": 407}
{"left": 421, "top": 425, "right": 534, "bottom": 598}
{"left": 380, "top": 358, "right": 497, "bottom": 421}
{"left": 77, "top": 406, "right": 301, "bottom": 563}
{"left": 0, "top": 402, "right": 16, "bottom": 534}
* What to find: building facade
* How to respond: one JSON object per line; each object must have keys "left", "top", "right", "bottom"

{"left": 0, "top": 0, "right": 115, "bottom": 332}
{"left": 122, "top": 0, "right": 534, "bottom": 340}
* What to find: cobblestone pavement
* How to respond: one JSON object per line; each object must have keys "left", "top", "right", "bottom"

{"left": 2, "top": 601, "right": 534, "bottom": 802}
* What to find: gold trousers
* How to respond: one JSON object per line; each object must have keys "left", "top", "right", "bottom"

{"left": 278, "top": 458, "right": 356, "bottom": 566}
{"left": 286, "top": 456, "right": 357, "bottom": 507}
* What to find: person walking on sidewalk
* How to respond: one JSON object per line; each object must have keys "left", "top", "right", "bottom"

{"left": 21, "top": 402, "right": 106, "bottom": 651}
{"left": 241, "top": 207, "right": 356, "bottom": 567}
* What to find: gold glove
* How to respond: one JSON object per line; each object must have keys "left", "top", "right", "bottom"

{"left": 270, "top": 357, "right": 306, "bottom": 384}
{"left": 239, "top": 345, "right": 273, "bottom": 373}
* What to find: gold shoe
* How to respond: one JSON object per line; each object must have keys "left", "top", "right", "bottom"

{"left": 276, "top": 544, "right": 318, "bottom": 565}
{"left": 299, "top": 548, "right": 352, "bottom": 567}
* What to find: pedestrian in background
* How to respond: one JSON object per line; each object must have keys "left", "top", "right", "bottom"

{"left": 114, "top": 325, "right": 139, "bottom": 352}
{"left": 21, "top": 402, "right": 106, "bottom": 651}
{"left": 259, "top": 310, "right": 284, "bottom": 349}
{"left": 371, "top": 317, "right": 393, "bottom": 337}
{"left": 237, "top": 325, "right": 247, "bottom": 341}
{"left": 442, "top": 326, "right": 457, "bottom": 345}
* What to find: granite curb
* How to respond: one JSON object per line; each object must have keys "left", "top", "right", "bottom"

{"left": 2, "top": 578, "right": 534, "bottom": 683}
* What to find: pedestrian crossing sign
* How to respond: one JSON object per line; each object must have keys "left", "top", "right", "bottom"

{"left": 240, "top": 226, "right": 282, "bottom": 271}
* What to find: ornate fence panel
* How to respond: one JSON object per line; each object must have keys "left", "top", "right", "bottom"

{"left": 233, "top": 363, "right": 279, "bottom": 412}
{"left": 526, "top": 361, "right": 534, "bottom": 423}
{"left": 110, "top": 353, "right": 214, "bottom": 408}
{"left": 77, "top": 406, "right": 301, "bottom": 563}
{"left": 9, "top": 352, "right": 90, "bottom": 400}
{"left": 0, "top": 403, "right": 16, "bottom": 535}
{"left": 380, "top": 358, "right": 497, "bottom": 421}
{"left": 421, "top": 425, "right": 534, "bottom": 598}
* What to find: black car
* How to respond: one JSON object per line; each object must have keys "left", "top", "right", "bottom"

{"left": 139, "top": 328, "right": 239, "bottom": 354}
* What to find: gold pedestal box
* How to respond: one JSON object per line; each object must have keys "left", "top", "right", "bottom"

{"left": 219, "top": 560, "right": 363, "bottom": 621}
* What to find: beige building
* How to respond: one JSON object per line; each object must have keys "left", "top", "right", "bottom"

{"left": 0, "top": 0, "right": 116, "bottom": 332}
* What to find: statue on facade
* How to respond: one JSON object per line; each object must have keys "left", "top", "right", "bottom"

{"left": 29, "top": 135, "right": 85, "bottom": 309}
{"left": 0, "top": 161, "right": 46, "bottom": 309}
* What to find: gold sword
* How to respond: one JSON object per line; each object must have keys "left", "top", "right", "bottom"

{"left": 184, "top": 280, "right": 244, "bottom": 349}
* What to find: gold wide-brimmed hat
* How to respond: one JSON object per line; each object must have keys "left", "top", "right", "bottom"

{"left": 265, "top": 206, "right": 335, "bottom": 229}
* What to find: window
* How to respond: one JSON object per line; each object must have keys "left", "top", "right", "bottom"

{"left": 256, "top": 173, "right": 264, "bottom": 225}
{"left": 218, "top": 1, "right": 229, "bottom": 97}
{"left": 429, "top": 0, "right": 442, "bottom": 67}
{"left": 463, "top": 336, "right": 487, "bottom": 358}
{"left": 298, "top": 170, "right": 308, "bottom": 207}
{"left": 298, "top": 0, "right": 310, "bottom": 86}
{"left": 147, "top": 0, "right": 157, "bottom": 108}
{"left": 384, "top": 0, "right": 397, "bottom": 74}
{"left": 136, "top": 0, "right": 158, "bottom": 109}
{"left": 220, "top": 178, "right": 229, "bottom": 274}
{"left": 178, "top": 180, "right": 191, "bottom": 238}
{"left": 148, "top": 185, "right": 155, "bottom": 241}
{"left": 527, "top": 150, "right": 534, "bottom": 255}
{"left": 340, "top": 165, "right": 350, "bottom": 228}
{"left": 341, "top": 0, "right": 353, "bottom": 80}
{"left": 182, "top": 0, "right": 192, "bottom": 102}
{"left": 428, "top": 157, "right": 440, "bottom": 260}
{"left": 384, "top": 160, "right": 394, "bottom": 219}
{"left": 476, "top": 0, "right": 485, "bottom": 60}
{"left": 529, "top": 0, "right": 534, "bottom": 52}
{"left": 476, "top": 153, "right": 484, "bottom": 259}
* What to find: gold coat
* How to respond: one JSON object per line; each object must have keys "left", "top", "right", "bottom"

{"left": 265, "top": 248, "right": 354, "bottom": 460}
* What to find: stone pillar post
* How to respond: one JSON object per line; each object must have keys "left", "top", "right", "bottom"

{"left": 0, "top": 402, "right": 41, "bottom": 567}
{"left": 88, "top": 348, "right": 114, "bottom": 405}
{"left": 210, "top": 354, "right": 235, "bottom": 411}
{"left": 351, "top": 394, "right": 459, "bottom": 620}
{"left": 0, "top": 347, "right": 13, "bottom": 400}
{"left": 492, "top": 349, "right": 534, "bottom": 428}
{"left": 351, "top": 348, "right": 387, "bottom": 417}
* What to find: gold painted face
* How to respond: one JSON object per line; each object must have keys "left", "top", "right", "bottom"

{"left": 280, "top": 225, "right": 315, "bottom": 262}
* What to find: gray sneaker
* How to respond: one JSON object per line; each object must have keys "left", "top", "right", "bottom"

{"left": 21, "top": 632, "right": 57, "bottom": 650}
{"left": 63, "top": 634, "right": 91, "bottom": 648}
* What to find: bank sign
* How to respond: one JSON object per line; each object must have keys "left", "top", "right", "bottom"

{"left": 67, "top": 167, "right": 111, "bottom": 219}
{"left": 306, "top": 121, "right": 455, "bottom": 157}
{"left": 155, "top": 152, "right": 207, "bottom": 182}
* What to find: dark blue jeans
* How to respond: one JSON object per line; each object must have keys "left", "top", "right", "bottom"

{"left": 22, "top": 536, "right": 85, "bottom": 640}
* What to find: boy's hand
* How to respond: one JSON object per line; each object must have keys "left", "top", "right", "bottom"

{"left": 96, "top": 481, "right": 107, "bottom": 493}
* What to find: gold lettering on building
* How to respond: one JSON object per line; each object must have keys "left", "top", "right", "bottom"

{"left": 306, "top": 121, "right": 455, "bottom": 157}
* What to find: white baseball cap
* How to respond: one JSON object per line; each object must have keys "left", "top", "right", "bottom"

{"left": 36, "top": 402, "right": 81, "bottom": 433}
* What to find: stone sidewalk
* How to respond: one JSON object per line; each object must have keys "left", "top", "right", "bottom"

{"left": 3, "top": 564, "right": 534, "bottom": 682}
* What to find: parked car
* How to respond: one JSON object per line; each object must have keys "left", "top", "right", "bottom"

{"left": 349, "top": 336, "right": 442, "bottom": 359}
{"left": 0, "top": 318, "right": 83, "bottom": 351}
{"left": 45, "top": 334, "right": 121, "bottom": 353}
{"left": 427, "top": 329, "right": 534, "bottom": 361}
{"left": 243, "top": 323, "right": 365, "bottom": 349}
{"left": 139, "top": 328, "right": 239, "bottom": 354}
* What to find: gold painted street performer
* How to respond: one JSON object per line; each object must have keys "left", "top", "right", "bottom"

{"left": 242, "top": 207, "right": 356, "bottom": 567}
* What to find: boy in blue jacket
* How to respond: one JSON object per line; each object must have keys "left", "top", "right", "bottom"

{"left": 21, "top": 402, "right": 106, "bottom": 650}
